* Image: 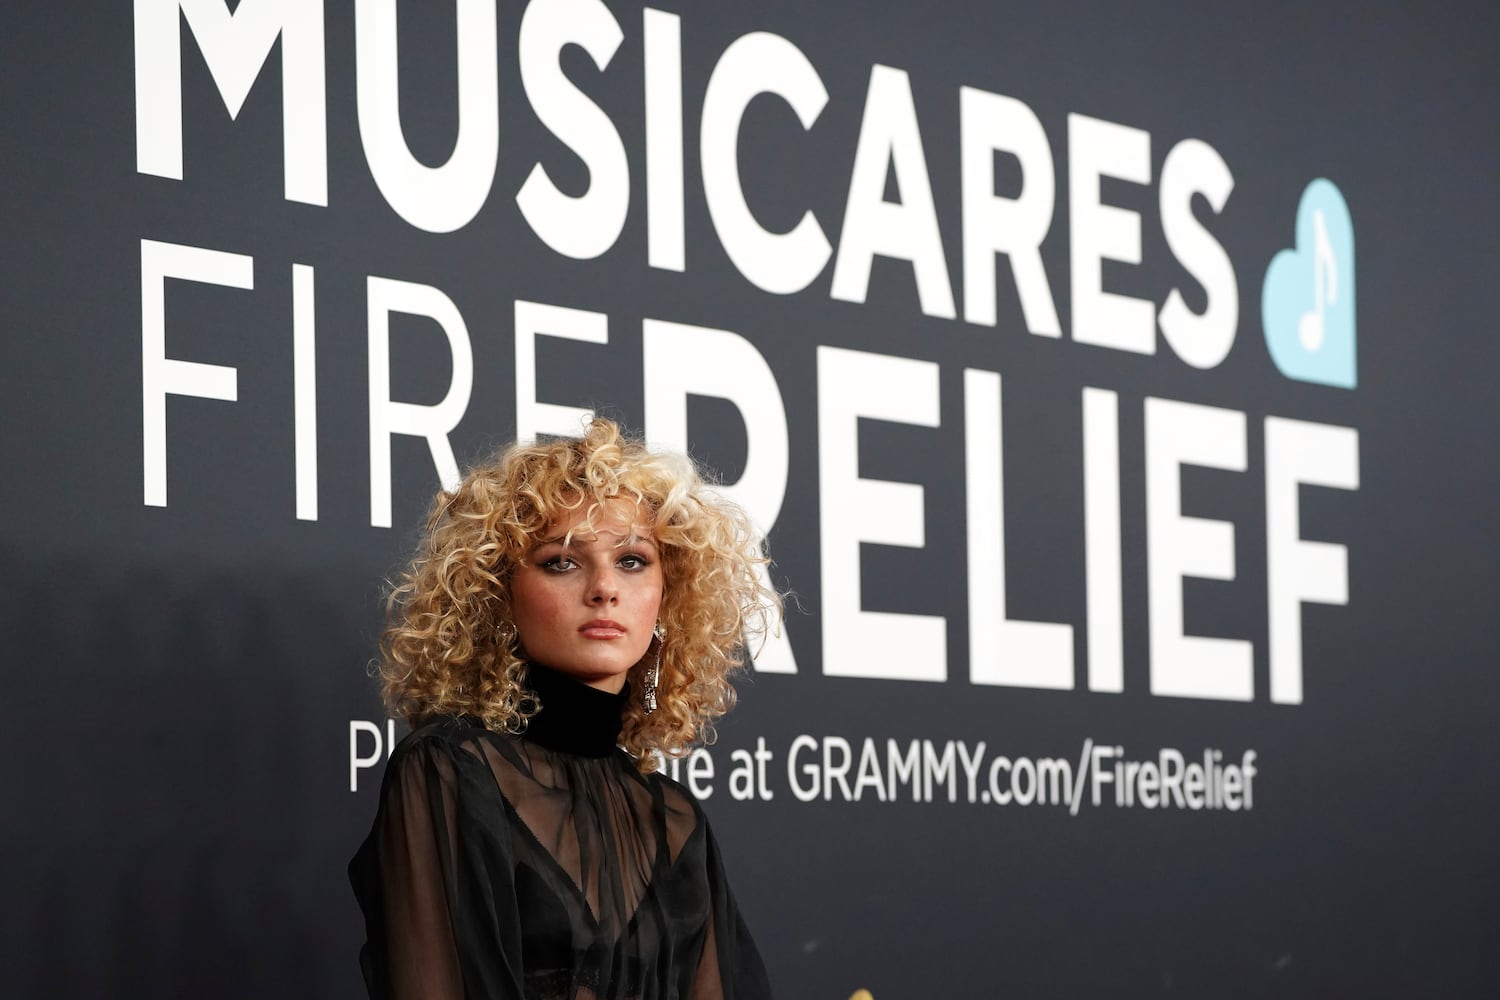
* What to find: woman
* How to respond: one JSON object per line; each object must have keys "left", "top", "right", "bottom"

{"left": 349, "top": 418, "right": 780, "bottom": 1000}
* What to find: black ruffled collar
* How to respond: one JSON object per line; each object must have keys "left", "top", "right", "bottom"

{"left": 519, "top": 663, "right": 628, "bottom": 758}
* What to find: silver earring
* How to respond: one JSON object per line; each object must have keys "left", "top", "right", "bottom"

{"left": 643, "top": 623, "right": 665, "bottom": 715}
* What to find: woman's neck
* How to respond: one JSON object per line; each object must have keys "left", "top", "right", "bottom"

{"left": 521, "top": 662, "right": 628, "bottom": 757}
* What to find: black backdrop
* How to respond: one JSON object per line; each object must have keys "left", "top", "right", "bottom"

{"left": 3, "top": 2, "right": 1498, "bottom": 997}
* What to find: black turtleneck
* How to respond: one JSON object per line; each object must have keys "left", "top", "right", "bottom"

{"left": 518, "top": 662, "right": 628, "bottom": 758}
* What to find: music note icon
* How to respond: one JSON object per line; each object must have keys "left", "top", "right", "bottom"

{"left": 1262, "top": 177, "right": 1356, "bottom": 388}
{"left": 1297, "top": 209, "right": 1338, "bottom": 352}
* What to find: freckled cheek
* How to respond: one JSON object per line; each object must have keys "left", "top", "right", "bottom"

{"left": 636, "top": 578, "right": 665, "bottom": 627}
{"left": 530, "top": 604, "right": 571, "bottom": 633}
{"left": 511, "top": 578, "right": 577, "bottom": 638}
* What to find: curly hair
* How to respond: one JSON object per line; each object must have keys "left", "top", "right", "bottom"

{"left": 378, "top": 417, "right": 780, "bottom": 770}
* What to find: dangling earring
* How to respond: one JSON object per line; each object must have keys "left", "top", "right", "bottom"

{"left": 496, "top": 621, "right": 518, "bottom": 656}
{"left": 643, "top": 622, "right": 665, "bottom": 715}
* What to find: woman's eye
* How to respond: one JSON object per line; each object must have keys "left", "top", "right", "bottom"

{"left": 541, "top": 556, "right": 576, "bottom": 572}
{"left": 618, "top": 554, "right": 649, "bottom": 570}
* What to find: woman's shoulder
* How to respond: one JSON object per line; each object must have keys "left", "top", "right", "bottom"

{"left": 384, "top": 714, "right": 507, "bottom": 773}
{"left": 376, "top": 716, "right": 543, "bottom": 816}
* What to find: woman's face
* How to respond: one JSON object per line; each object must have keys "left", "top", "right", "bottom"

{"left": 509, "top": 498, "right": 664, "bottom": 693}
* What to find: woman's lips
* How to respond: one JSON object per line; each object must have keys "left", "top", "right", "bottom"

{"left": 579, "top": 620, "right": 626, "bottom": 639}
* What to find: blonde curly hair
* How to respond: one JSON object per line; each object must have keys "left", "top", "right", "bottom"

{"left": 379, "top": 417, "right": 779, "bottom": 770}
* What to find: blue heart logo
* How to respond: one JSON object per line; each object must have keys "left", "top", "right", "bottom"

{"left": 1261, "top": 179, "right": 1356, "bottom": 389}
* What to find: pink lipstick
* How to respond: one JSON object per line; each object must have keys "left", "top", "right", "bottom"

{"left": 579, "top": 619, "right": 626, "bottom": 639}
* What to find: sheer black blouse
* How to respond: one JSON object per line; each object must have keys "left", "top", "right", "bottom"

{"left": 349, "top": 666, "right": 773, "bottom": 1000}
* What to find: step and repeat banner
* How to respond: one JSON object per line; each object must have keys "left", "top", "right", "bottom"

{"left": 3, "top": 2, "right": 1496, "bottom": 997}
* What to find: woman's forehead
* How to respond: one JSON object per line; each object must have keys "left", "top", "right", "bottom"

{"left": 543, "top": 496, "right": 655, "bottom": 542}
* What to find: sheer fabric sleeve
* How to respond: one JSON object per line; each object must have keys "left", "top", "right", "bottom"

{"left": 349, "top": 732, "right": 526, "bottom": 1000}
{"left": 687, "top": 816, "right": 774, "bottom": 1000}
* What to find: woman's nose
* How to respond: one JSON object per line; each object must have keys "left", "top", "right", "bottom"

{"left": 588, "top": 569, "right": 619, "bottom": 604}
